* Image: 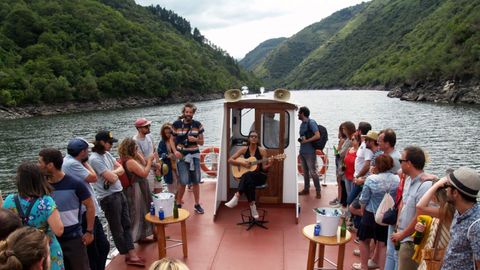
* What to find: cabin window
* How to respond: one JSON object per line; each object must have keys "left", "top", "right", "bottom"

{"left": 239, "top": 108, "right": 255, "bottom": 137}
{"left": 262, "top": 112, "right": 289, "bottom": 149}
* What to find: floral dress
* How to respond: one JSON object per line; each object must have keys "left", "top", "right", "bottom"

{"left": 3, "top": 194, "right": 65, "bottom": 270}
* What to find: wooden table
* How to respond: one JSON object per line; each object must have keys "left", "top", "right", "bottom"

{"left": 145, "top": 209, "right": 190, "bottom": 259}
{"left": 302, "top": 224, "right": 352, "bottom": 270}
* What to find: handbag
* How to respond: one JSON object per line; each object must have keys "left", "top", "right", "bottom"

{"left": 375, "top": 175, "right": 395, "bottom": 226}
{"left": 382, "top": 203, "right": 399, "bottom": 225}
{"left": 422, "top": 247, "right": 445, "bottom": 270}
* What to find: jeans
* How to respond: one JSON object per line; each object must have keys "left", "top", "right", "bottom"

{"left": 344, "top": 178, "right": 354, "bottom": 197}
{"left": 385, "top": 225, "right": 398, "bottom": 270}
{"left": 177, "top": 158, "right": 201, "bottom": 185}
{"left": 299, "top": 153, "right": 320, "bottom": 191}
{"left": 82, "top": 215, "right": 110, "bottom": 270}
{"left": 347, "top": 183, "right": 363, "bottom": 205}
{"left": 99, "top": 192, "right": 134, "bottom": 254}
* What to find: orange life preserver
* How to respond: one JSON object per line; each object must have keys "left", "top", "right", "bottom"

{"left": 200, "top": 146, "right": 219, "bottom": 177}
{"left": 297, "top": 149, "right": 328, "bottom": 176}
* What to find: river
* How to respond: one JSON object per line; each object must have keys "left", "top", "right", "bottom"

{"left": 1, "top": 90, "right": 479, "bottom": 195}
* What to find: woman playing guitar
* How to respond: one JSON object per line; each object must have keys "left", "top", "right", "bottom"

{"left": 225, "top": 130, "right": 272, "bottom": 219}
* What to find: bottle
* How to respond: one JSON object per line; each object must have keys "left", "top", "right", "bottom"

{"left": 173, "top": 201, "right": 179, "bottom": 219}
{"left": 333, "top": 145, "right": 338, "bottom": 155}
{"left": 158, "top": 207, "right": 165, "bottom": 220}
{"left": 394, "top": 229, "right": 401, "bottom": 250}
{"left": 340, "top": 217, "right": 347, "bottom": 238}
{"left": 155, "top": 175, "right": 162, "bottom": 182}
{"left": 314, "top": 223, "right": 321, "bottom": 236}
{"left": 150, "top": 202, "right": 155, "bottom": 216}
{"left": 413, "top": 219, "right": 426, "bottom": 245}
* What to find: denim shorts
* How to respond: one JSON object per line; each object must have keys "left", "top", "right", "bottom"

{"left": 177, "top": 158, "right": 201, "bottom": 185}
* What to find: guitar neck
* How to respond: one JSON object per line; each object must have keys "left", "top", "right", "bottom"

{"left": 250, "top": 157, "right": 270, "bottom": 165}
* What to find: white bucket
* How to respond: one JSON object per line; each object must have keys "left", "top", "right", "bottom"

{"left": 314, "top": 207, "right": 342, "bottom": 236}
{"left": 152, "top": 192, "right": 175, "bottom": 218}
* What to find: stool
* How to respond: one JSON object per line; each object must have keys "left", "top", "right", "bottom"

{"left": 237, "top": 184, "right": 269, "bottom": 230}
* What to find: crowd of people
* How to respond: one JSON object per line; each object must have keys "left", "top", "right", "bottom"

{"left": 0, "top": 103, "right": 201, "bottom": 269}
{"left": 1, "top": 102, "right": 479, "bottom": 270}
{"left": 297, "top": 113, "right": 480, "bottom": 270}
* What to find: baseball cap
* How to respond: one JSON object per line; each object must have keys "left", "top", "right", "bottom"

{"left": 135, "top": 118, "right": 152, "bottom": 128}
{"left": 447, "top": 166, "right": 480, "bottom": 198}
{"left": 95, "top": 131, "right": 118, "bottom": 143}
{"left": 67, "top": 138, "right": 93, "bottom": 156}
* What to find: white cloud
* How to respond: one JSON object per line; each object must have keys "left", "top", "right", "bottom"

{"left": 135, "top": 0, "right": 368, "bottom": 59}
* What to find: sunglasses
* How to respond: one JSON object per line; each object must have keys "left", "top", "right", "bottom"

{"left": 249, "top": 135, "right": 258, "bottom": 138}
{"left": 399, "top": 159, "right": 408, "bottom": 163}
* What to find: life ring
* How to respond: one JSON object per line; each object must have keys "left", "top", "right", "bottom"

{"left": 297, "top": 149, "right": 328, "bottom": 176}
{"left": 200, "top": 146, "right": 219, "bottom": 177}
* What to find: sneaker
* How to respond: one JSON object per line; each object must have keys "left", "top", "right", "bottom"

{"left": 352, "top": 262, "right": 362, "bottom": 270}
{"left": 368, "top": 259, "right": 379, "bottom": 269}
{"left": 194, "top": 204, "right": 204, "bottom": 214}
{"left": 250, "top": 204, "right": 259, "bottom": 219}
{"left": 298, "top": 189, "right": 310, "bottom": 195}
{"left": 353, "top": 249, "right": 360, "bottom": 256}
{"left": 329, "top": 198, "right": 341, "bottom": 208}
{"left": 225, "top": 195, "right": 239, "bottom": 208}
{"left": 315, "top": 191, "right": 321, "bottom": 199}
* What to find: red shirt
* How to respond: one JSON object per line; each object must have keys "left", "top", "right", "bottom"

{"left": 344, "top": 148, "right": 357, "bottom": 181}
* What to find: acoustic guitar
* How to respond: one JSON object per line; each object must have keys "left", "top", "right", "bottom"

{"left": 231, "top": 154, "right": 286, "bottom": 179}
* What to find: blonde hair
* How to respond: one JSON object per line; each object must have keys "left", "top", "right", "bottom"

{"left": 0, "top": 227, "right": 49, "bottom": 270}
{"left": 149, "top": 258, "right": 190, "bottom": 270}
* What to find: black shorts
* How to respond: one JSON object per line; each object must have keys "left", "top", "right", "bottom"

{"left": 357, "top": 210, "right": 388, "bottom": 243}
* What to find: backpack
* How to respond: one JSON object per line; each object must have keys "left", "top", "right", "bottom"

{"left": 306, "top": 119, "right": 328, "bottom": 150}
{"left": 375, "top": 175, "right": 396, "bottom": 226}
{"left": 14, "top": 195, "right": 38, "bottom": 225}
{"left": 117, "top": 158, "right": 136, "bottom": 189}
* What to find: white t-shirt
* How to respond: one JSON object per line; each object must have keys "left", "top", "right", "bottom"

{"left": 354, "top": 142, "right": 373, "bottom": 177}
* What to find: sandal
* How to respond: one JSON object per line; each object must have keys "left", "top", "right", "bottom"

{"left": 125, "top": 257, "right": 145, "bottom": 267}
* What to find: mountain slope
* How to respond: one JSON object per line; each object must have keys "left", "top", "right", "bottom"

{"left": 0, "top": 0, "right": 259, "bottom": 106}
{"left": 248, "top": 3, "right": 367, "bottom": 87}
{"left": 239, "top": 37, "right": 286, "bottom": 71}
{"left": 244, "top": 0, "right": 479, "bottom": 103}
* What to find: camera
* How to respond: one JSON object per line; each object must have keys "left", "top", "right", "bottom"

{"left": 298, "top": 136, "right": 305, "bottom": 143}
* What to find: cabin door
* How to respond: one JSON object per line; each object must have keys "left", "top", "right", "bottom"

{"left": 252, "top": 110, "right": 289, "bottom": 204}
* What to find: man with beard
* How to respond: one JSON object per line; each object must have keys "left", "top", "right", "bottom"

{"left": 62, "top": 138, "right": 110, "bottom": 270}
{"left": 297, "top": 106, "right": 322, "bottom": 199}
{"left": 134, "top": 118, "right": 161, "bottom": 194}
{"left": 172, "top": 103, "right": 205, "bottom": 214}
{"left": 38, "top": 148, "right": 94, "bottom": 270}
{"left": 429, "top": 167, "right": 480, "bottom": 270}
{"left": 89, "top": 130, "right": 145, "bottom": 266}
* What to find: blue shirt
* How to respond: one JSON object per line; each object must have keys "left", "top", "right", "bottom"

{"left": 397, "top": 173, "right": 432, "bottom": 242}
{"left": 62, "top": 154, "right": 101, "bottom": 215}
{"left": 359, "top": 172, "right": 399, "bottom": 213}
{"left": 442, "top": 203, "right": 480, "bottom": 270}
{"left": 299, "top": 118, "right": 318, "bottom": 155}
{"left": 50, "top": 174, "right": 91, "bottom": 239}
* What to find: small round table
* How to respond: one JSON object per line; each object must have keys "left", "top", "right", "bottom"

{"left": 145, "top": 209, "right": 190, "bottom": 259}
{"left": 302, "top": 224, "right": 352, "bottom": 270}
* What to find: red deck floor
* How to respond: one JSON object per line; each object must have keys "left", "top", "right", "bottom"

{"left": 106, "top": 180, "right": 360, "bottom": 270}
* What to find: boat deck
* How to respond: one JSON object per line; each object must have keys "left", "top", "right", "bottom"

{"left": 106, "top": 180, "right": 360, "bottom": 270}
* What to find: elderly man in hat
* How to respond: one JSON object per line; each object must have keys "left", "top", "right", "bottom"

{"left": 134, "top": 118, "right": 161, "bottom": 193}
{"left": 431, "top": 167, "right": 480, "bottom": 270}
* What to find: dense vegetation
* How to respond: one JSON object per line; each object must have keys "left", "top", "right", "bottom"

{"left": 239, "top": 37, "right": 286, "bottom": 71}
{"left": 246, "top": 0, "right": 480, "bottom": 90}
{"left": 0, "top": 0, "right": 259, "bottom": 106}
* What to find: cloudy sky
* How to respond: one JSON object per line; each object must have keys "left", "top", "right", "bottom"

{"left": 135, "top": 0, "right": 367, "bottom": 59}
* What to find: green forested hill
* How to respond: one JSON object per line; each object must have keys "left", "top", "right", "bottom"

{"left": 246, "top": 0, "right": 480, "bottom": 92}
{"left": 239, "top": 37, "right": 286, "bottom": 71}
{"left": 250, "top": 3, "right": 366, "bottom": 87}
{"left": 0, "top": 0, "right": 258, "bottom": 106}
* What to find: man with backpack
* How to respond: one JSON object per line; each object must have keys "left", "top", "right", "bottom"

{"left": 297, "top": 106, "right": 323, "bottom": 199}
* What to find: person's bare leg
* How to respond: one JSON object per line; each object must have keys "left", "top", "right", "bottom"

{"left": 359, "top": 239, "right": 370, "bottom": 270}
{"left": 177, "top": 184, "right": 186, "bottom": 205}
{"left": 376, "top": 242, "right": 387, "bottom": 270}
{"left": 193, "top": 183, "right": 200, "bottom": 204}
